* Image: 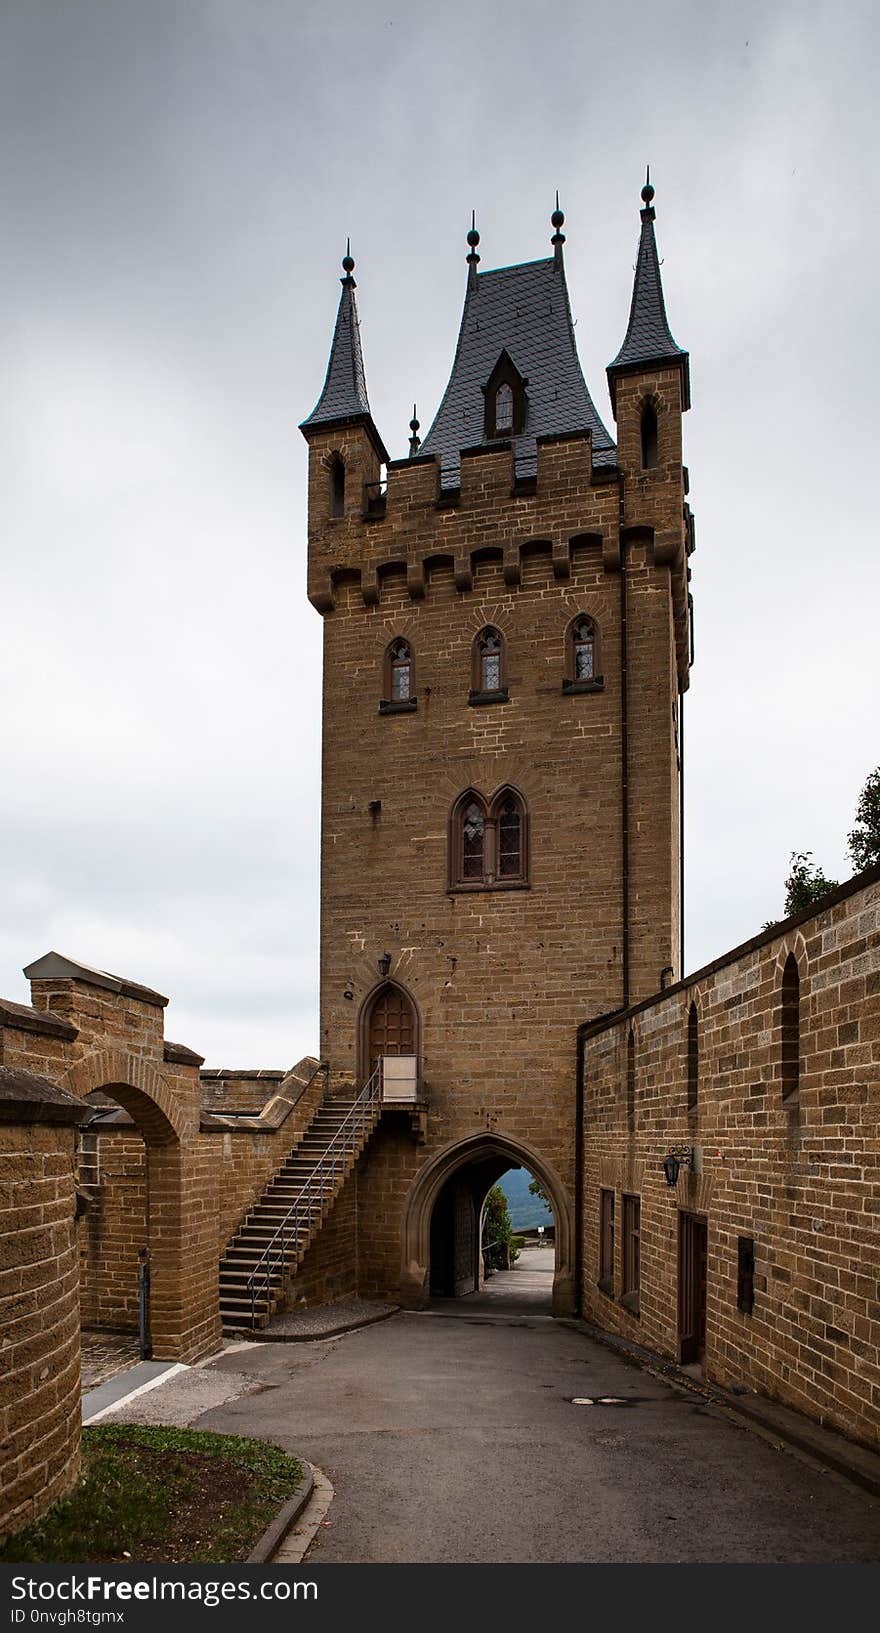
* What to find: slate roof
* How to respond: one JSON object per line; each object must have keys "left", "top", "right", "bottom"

{"left": 607, "top": 203, "right": 690, "bottom": 409}
{"left": 301, "top": 272, "right": 389, "bottom": 458}
{"left": 419, "top": 256, "right": 617, "bottom": 489}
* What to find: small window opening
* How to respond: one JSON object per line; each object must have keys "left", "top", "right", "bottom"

{"left": 640, "top": 403, "right": 658, "bottom": 470}
{"left": 737, "top": 1236, "right": 755, "bottom": 1315}
{"left": 599, "top": 1189, "right": 615, "bottom": 1291}
{"left": 781, "top": 952, "right": 800, "bottom": 1107}
{"left": 623, "top": 1195, "right": 640, "bottom": 1302}
{"left": 495, "top": 382, "right": 513, "bottom": 434}
{"left": 687, "top": 1002, "right": 699, "bottom": 1113}
{"left": 329, "top": 455, "right": 345, "bottom": 517}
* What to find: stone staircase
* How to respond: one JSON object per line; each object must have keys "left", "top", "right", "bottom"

{"left": 218, "top": 1070, "right": 382, "bottom": 1331}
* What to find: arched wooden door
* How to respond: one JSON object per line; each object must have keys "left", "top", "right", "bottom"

{"left": 366, "top": 984, "right": 416, "bottom": 1071}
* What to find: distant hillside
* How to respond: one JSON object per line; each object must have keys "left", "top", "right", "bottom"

{"left": 498, "top": 1168, "right": 553, "bottom": 1231}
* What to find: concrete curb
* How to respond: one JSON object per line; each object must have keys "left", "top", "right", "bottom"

{"left": 558, "top": 1317, "right": 880, "bottom": 1500}
{"left": 232, "top": 1305, "right": 400, "bottom": 1345}
{"left": 246, "top": 1464, "right": 315, "bottom": 1564}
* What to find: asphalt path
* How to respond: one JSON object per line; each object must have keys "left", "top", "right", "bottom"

{"left": 189, "top": 1252, "right": 880, "bottom": 1564}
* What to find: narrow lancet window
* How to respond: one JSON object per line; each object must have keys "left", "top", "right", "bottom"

{"left": 687, "top": 1001, "right": 699, "bottom": 1112}
{"left": 389, "top": 639, "right": 412, "bottom": 701}
{"left": 329, "top": 454, "right": 345, "bottom": 517}
{"left": 640, "top": 403, "right": 658, "bottom": 470}
{"left": 461, "top": 801, "right": 486, "bottom": 880}
{"left": 495, "top": 382, "right": 514, "bottom": 433}
{"left": 781, "top": 953, "right": 800, "bottom": 1106}
{"left": 477, "top": 628, "right": 503, "bottom": 693}
{"left": 573, "top": 618, "right": 595, "bottom": 680}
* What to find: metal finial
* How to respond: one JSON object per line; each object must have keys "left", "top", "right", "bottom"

{"left": 641, "top": 166, "right": 655, "bottom": 206}
{"left": 466, "top": 210, "right": 481, "bottom": 287}
{"left": 551, "top": 189, "right": 566, "bottom": 263}
{"left": 408, "top": 403, "right": 421, "bottom": 458}
{"left": 341, "top": 237, "right": 355, "bottom": 280}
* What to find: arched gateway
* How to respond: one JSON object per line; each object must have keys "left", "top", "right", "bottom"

{"left": 400, "top": 1133, "right": 575, "bottom": 1316}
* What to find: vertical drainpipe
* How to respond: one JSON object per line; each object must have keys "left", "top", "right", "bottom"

{"left": 620, "top": 495, "right": 630, "bottom": 1012}
{"left": 574, "top": 1023, "right": 585, "bottom": 1317}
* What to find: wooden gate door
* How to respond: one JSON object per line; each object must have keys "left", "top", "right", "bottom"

{"left": 678, "top": 1212, "right": 708, "bottom": 1365}
{"left": 367, "top": 985, "right": 415, "bottom": 1070}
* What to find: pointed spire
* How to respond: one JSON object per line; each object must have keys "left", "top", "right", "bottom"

{"left": 300, "top": 244, "right": 389, "bottom": 459}
{"left": 550, "top": 191, "right": 565, "bottom": 267}
{"left": 607, "top": 172, "right": 690, "bottom": 414}
{"left": 466, "top": 212, "right": 481, "bottom": 290}
{"left": 408, "top": 404, "right": 421, "bottom": 458}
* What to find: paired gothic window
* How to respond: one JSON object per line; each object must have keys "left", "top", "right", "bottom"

{"left": 470, "top": 626, "right": 508, "bottom": 704}
{"left": 329, "top": 453, "right": 345, "bottom": 517}
{"left": 380, "top": 638, "right": 417, "bottom": 714}
{"left": 563, "top": 615, "right": 603, "bottom": 693}
{"left": 450, "top": 787, "right": 528, "bottom": 889}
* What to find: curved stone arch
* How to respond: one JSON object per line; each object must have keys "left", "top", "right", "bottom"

{"left": 357, "top": 978, "right": 421, "bottom": 1083}
{"left": 773, "top": 929, "right": 808, "bottom": 974}
{"left": 401, "top": 1132, "right": 575, "bottom": 1315}
{"left": 62, "top": 1048, "right": 185, "bottom": 1146}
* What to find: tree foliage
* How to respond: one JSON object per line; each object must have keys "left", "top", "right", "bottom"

{"left": 483, "top": 1184, "right": 521, "bottom": 1270}
{"left": 848, "top": 766, "right": 880, "bottom": 875}
{"left": 783, "top": 851, "right": 839, "bottom": 918}
{"left": 528, "top": 1175, "right": 550, "bottom": 1208}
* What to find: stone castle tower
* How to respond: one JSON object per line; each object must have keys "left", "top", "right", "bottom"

{"left": 300, "top": 182, "right": 694, "bottom": 1312}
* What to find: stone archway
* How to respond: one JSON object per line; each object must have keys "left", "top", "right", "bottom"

{"left": 62, "top": 1049, "right": 219, "bottom": 1362}
{"left": 401, "top": 1132, "right": 575, "bottom": 1316}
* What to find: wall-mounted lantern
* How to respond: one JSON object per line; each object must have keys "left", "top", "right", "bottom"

{"left": 378, "top": 951, "right": 392, "bottom": 978}
{"left": 662, "top": 1147, "right": 694, "bottom": 1186}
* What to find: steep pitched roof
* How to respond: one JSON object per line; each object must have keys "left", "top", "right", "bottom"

{"left": 419, "top": 255, "right": 617, "bottom": 489}
{"left": 607, "top": 183, "right": 690, "bottom": 411}
{"left": 300, "top": 253, "right": 389, "bottom": 460}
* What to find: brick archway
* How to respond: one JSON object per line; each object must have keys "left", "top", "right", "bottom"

{"left": 401, "top": 1133, "right": 575, "bottom": 1316}
{"left": 61, "top": 1049, "right": 219, "bottom": 1362}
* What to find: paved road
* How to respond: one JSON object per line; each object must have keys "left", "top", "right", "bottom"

{"left": 186, "top": 1253, "right": 880, "bottom": 1564}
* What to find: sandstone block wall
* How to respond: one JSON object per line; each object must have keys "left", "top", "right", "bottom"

{"left": 0, "top": 1071, "right": 84, "bottom": 1546}
{"left": 580, "top": 866, "right": 880, "bottom": 1449}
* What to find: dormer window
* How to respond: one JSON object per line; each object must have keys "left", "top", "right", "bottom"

{"left": 483, "top": 350, "right": 527, "bottom": 440}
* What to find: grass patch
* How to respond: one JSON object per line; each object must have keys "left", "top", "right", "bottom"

{"left": 1, "top": 1426, "right": 304, "bottom": 1564}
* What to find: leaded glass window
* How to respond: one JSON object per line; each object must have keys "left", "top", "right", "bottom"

{"left": 479, "top": 628, "right": 502, "bottom": 693}
{"left": 498, "top": 797, "right": 521, "bottom": 878}
{"left": 462, "top": 802, "right": 485, "bottom": 879}
{"left": 574, "top": 620, "right": 594, "bottom": 680}
{"left": 389, "top": 639, "right": 411, "bottom": 701}
{"left": 495, "top": 382, "right": 513, "bottom": 433}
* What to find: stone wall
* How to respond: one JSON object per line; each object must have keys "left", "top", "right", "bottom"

{"left": 0, "top": 1069, "right": 85, "bottom": 1545}
{"left": 580, "top": 865, "right": 880, "bottom": 1450}
{"left": 78, "top": 1129, "right": 146, "bottom": 1330}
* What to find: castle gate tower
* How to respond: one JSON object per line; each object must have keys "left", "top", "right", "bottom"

{"left": 300, "top": 185, "right": 694, "bottom": 1312}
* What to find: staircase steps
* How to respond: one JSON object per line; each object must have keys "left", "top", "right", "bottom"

{"left": 217, "top": 1077, "right": 382, "bottom": 1332}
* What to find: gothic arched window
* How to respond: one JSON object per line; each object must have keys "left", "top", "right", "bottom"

{"left": 450, "top": 787, "right": 528, "bottom": 890}
{"left": 781, "top": 952, "right": 801, "bottom": 1108}
{"left": 687, "top": 1001, "right": 699, "bottom": 1113}
{"left": 470, "top": 626, "right": 507, "bottom": 704}
{"left": 563, "top": 614, "right": 603, "bottom": 693}
{"left": 640, "top": 402, "right": 658, "bottom": 470}
{"left": 380, "top": 637, "right": 417, "bottom": 714}
{"left": 329, "top": 453, "right": 345, "bottom": 517}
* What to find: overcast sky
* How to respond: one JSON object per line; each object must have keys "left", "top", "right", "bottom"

{"left": 2, "top": 1, "right": 877, "bottom": 1067}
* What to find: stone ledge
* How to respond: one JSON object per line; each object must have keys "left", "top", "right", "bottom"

{"left": 200, "top": 1058, "right": 321, "bottom": 1133}
{"left": 0, "top": 1065, "right": 86, "bottom": 1126}
{"left": 0, "top": 998, "right": 78, "bottom": 1041}
{"left": 23, "top": 951, "right": 168, "bottom": 1009}
{"left": 164, "top": 1041, "right": 206, "bottom": 1068}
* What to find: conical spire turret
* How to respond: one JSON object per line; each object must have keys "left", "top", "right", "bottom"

{"left": 300, "top": 244, "right": 389, "bottom": 460}
{"left": 607, "top": 172, "right": 690, "bottom": 415}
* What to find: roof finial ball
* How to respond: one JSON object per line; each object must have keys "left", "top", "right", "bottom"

{"left": 551, "top": 190, "right": 566, "bottom": 264}
{"left": 466, "top": 211, "right": 481, "bottom": 286}
{"left": 341, "top": 238, "right": 356, "bottom": 284}
{"left": 408, "top": 404, "right": 421, "bottom": 459}
{"left": 641, "top": 167, "right": 655, "bottom": 220}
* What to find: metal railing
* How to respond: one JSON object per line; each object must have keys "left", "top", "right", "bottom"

{"left": 245, "top": 1064, "right": 382, "bottom": 1326}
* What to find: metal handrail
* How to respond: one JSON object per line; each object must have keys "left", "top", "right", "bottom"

{"left": 246, "top": 1063, "right": 383, "bottom": 1326}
